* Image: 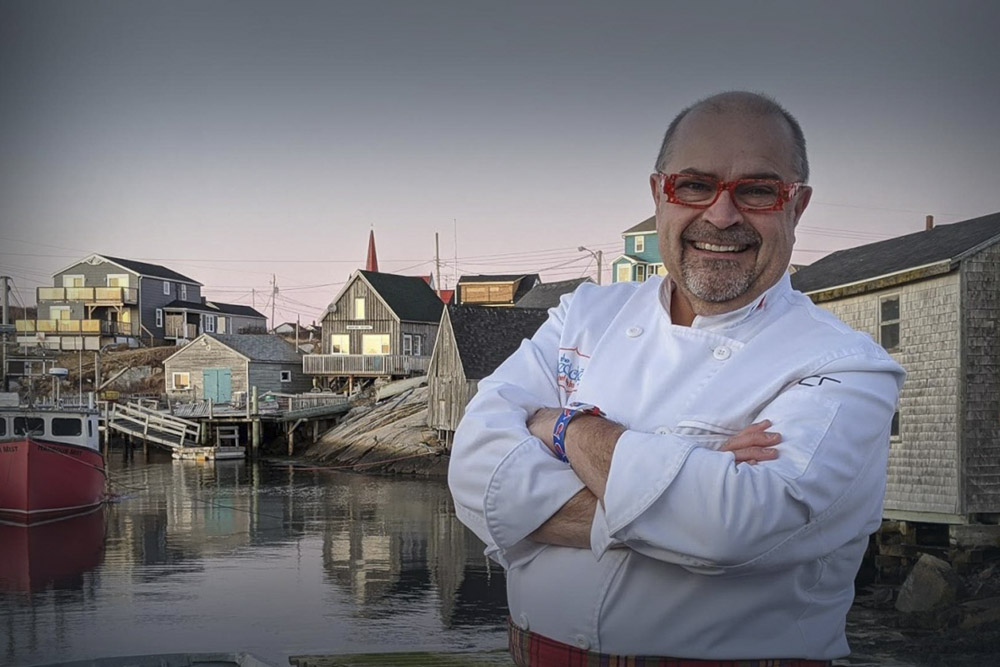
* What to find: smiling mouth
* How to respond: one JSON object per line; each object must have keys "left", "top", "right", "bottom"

{"left": 689, "top": 241, "right": 752, "bottom": 253}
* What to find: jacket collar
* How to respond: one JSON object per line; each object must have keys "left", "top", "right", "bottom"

{"left": 658, "top": 272, "right": 793, "bottom": 332}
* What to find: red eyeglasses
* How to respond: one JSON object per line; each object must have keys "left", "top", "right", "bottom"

{"left": 656, "top": 172, "right": 807, "bottom": 212}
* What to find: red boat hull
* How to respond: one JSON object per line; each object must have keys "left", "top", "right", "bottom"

{"left": 0, "top": 437, "right": 106, "bottom": 524}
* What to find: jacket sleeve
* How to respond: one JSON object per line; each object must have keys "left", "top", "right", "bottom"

{"left": 448, "top": 294, "right": 587, "bottom": 568}
{"left": 591, "top": 356, "right": 905, "bottom": 575}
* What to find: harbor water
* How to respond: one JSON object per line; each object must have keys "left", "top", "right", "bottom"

{"left": 0, "top": 447, "right": 992, "bottom": 666}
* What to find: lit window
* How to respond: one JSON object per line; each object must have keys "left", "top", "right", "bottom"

{"left": 362, "top": 334, "right": 390, "bottom": 355}
{"left": 172, "top": 372, "right": 191, "bottom": 390}
{"left": 354, "top": 297, "right": 366, "bottom": 319}
{"left": 634, "top": 236, "right": 645, "bottom": 253}
{"left": 280, "top": 370, "right": 292, "bottom": 383}
{"left": 879, "top": 296, "right": 900, "bottom": 351}
{"left": 616, "top": 264, "right": 632, "bottom": 283}
{"left": 330, "top": 334, "right": 350, "bottom": 354}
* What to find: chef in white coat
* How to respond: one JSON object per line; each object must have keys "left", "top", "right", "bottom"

{"left": 448, "top": 91, "right": 905, "bottom": 666}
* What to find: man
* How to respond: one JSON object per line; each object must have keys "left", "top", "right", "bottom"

{"left": 448, "top": 92, "right": 905, "bottom": 665}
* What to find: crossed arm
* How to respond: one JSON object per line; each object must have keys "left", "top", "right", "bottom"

{"left": 525, "top": 412, "right": 782, "bottom": 548}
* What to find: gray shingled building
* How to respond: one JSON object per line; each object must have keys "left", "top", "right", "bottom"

{"left": 791, "top": 212, "right": 1000, "bottom": 525}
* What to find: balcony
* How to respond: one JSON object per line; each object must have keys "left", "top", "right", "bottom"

{"left": 303, "top": 354, "right": 431, "bottom": 376}
{"left": 15, "top": 319, "right": 138, "bottom": 336}
{"left": 37, "top": 286, "right": 138, "bottom": 305}
{"left": 165, "top": 321, "right": 199, "bottom": 339}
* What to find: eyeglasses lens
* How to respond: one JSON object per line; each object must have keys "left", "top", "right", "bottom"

{"left": 669, "top": 175, "right": 782, "bottom": 210}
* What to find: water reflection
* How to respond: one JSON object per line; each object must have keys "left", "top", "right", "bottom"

{"left": 0, "top": 508, "right": 106, "bottom": 593}
{"left": 0, "top": 450, "right": 507, "bottom": 666}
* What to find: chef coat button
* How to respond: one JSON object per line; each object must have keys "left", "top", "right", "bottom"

{"left": 626, "top": 326, "right": 643, "bottom": 338}
{"left": 574, "top": 634, "right": 590, "bottom": 650}
{"left": 518, "top": 613, "right": 530, "bottom": 631}
{"left": 654, "top": 426, "right": 670, "bottom": 435}
{"left": 713, "top": 346, "right": 732, "bottom": 360}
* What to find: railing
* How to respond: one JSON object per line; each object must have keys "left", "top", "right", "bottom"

{"left": 15, "top": 319, "right": 138, "bottom": 336}
{"left": 109, "top": 401, "right": 201, "bottom": 449}
{"left": 165, "top": 322, "right": 199, "bottom": 339}
{"left": 302, "top": 354, "right": 431, "bottom": 376}
{"left": 37, "top": 286, "right": 138, "bottom": 305}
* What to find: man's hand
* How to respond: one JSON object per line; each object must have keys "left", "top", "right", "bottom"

{"left": 526, "top": 407, "right": 563, "bottom": 452}
{"left": 721, "top": 420, "right": 781, "bottom": 464}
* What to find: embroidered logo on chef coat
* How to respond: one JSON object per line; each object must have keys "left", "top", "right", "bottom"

{"left": 557, "top": 347, "right": 590, "bottom": 395}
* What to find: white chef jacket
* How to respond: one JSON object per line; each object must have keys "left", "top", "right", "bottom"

{"left": 448, "top": 273, "right": 905, "bottom": 660}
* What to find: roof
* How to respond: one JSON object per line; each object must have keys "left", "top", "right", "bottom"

{"left": 623, "top": 216, "right": 656, "bottom": 235}
{"left": 163, "top": 299, "right": 265, "bottom": 319}
{"left": 439, "top": 289, "right": 455, "bottom": 304}
{"left": 791, "top": 212, "right": 1000, "bottom": 294}
{"left": 206, "top": 333, "right": 302, "bottom": 363}
{"left": 515, "top": 278, "right": 592, "bottom": 309}
{"left": 447, "top": 305, "right": 550, "bottom": 380}
{"left": 99, "top": 255, "right": 201, "bottom": 284}
{"left": 358, "top": 270, "right": 444, "bottom": 322}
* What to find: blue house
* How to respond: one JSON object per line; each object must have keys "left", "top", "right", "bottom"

{"left": 610, "top": 216, "right": 666, "bottom": 283}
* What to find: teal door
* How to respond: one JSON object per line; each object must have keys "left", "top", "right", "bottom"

{"left": 203, "top": 368, "right": 232, "bottom": 403}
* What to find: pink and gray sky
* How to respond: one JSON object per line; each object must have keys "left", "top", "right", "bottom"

{"left": 2, "top": 0, "right": 998, "bottom": 326}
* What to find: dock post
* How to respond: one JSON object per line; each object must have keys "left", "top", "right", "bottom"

{"left": 313, "top": 420, "right": 320, "bottom": 443}
{"left": 287, "top": 423, "right": 294, "bottom": 457}
{"left": 252, "top": 419, "right": 261, "bottom": 457}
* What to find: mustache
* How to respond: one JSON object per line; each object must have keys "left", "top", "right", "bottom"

{"left": 681, "top": 221, "right": 761, "bottom": 246}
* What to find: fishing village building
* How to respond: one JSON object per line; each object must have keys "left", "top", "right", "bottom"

{"left": 515, "top": 277, "right": 592, "bottom": 309}
{"left": 163, "top": 333, "right": 310, "bottom": 404}
{"left": 791, "top": 212, "right": 1000, "bottom": 527}
{"left": 453, "top": 274, "right": 540, "bottom": 307}
{"left": 15, "top": 253, "right": 263, "bottom": 350}
{"left": 427, "top": 305, "right": 549, "bottom": 440}
{"left": 610, "top": 216, "right": 667, "bottom": 283}
{"left": 303, "top": 270, "right": 444, "bottom": 391}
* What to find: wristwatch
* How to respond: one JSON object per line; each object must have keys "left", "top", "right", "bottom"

{"left": 552, "top": 402, "right": 604, "bottom": 463}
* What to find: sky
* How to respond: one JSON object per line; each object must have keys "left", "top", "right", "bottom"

{"left": 2, "top": 0, "right": 998, "bottom": 327}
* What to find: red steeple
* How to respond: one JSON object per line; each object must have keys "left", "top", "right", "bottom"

{"left": 365, "top": 229, "right": 379, "bottom": 272}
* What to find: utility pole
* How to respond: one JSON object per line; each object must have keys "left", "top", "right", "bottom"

{"left": 434, "top": 233, "right": 442, "bottom": 298}
{"left": 270, "top": 275, "right": 277, "bottom": 333}
{"left": 1, "top": 276, "right": 9, "bottom": 392}
{"left": 578, "top": 247, "right": 603, "bottom": 285}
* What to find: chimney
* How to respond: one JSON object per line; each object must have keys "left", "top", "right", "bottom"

{"left": 925, "top": 215, "right": 934, "bottom": 231}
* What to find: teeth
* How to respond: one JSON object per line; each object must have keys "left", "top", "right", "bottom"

{"left": 692, "top": 242, "right": 744, "bottom": 252}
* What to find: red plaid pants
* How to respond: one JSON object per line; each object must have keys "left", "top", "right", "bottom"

{"left": 508, "top": 618, "right": 833, "bottom": 667}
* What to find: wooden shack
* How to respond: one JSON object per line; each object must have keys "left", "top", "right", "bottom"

{"left": 163, "top": 333, "right": 310, "bottom": 403}
{"left": 427, "top": 305, "right": 549, "bottom": 438}
{"left": 792, "top": 212, "right": 1000, "bottom": 525}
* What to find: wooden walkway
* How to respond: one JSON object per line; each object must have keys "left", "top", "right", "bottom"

{"left": 107, "top": 401, "right": 200, "bottom": 450}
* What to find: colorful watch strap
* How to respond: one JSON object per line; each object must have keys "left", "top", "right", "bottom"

{"left": 552, "top": 402, "right": 603, "bottom": 463}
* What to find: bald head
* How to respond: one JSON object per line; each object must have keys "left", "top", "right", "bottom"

{"left": 654, "top": 91, "right": 809, "bottom": 182}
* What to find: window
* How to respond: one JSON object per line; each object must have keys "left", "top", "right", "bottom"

{"left": 280, "top": 370, "right": 292, "bottom": 383}
{"left": 163, "top": 281, "right": 171, "bottom": 295}
{"left": 62, "top": 275, "right": 84, "bottom": 288}
{"left": 216, "top": 317, "right": 227, "bottom": 334}
{"left": 14, "top": 417, "right": 44, "bottom": 436}
{"left": 156, "top": 308, "right": 163, "bottom": 328}
{"left": 107, "top": 274, "right": 129, "bottom": 288}
{"left": 51, "top": 306, "right": 71, "bottom": 320}
{"left": 52, "top": 418, "right": 82, "bottom": 436}
{"left": 172, "top": 372, "right": 191, "bottom": 390}
{"left": 180, "top": 284, "right": 188, "bottom": 301}
{"left": 0, "top": 418, "right": 5, "bottom": 436}
{"left": 879, "top": 296, "right": 900, "bottom": 351}
{"left": 205, "top": 315, "right": 216, "bottom": 333}
{"left": 653, "top": 264, "right": 667, "bottom": 277}
{"left": 413, "top": 334, "right": 422, "bottom": 356}
{"left": 890, "top": 411, "right": 900, "bottom": 440}
{"left": 634, "top": 235, "right": 645, "bottom": 253}
{"left": 362, "top": 334, "right": 390, "bottom": 355}
{"left": 636, "top": 264, "right": 647, "bottom": 282}
{"left": 354, "top": 297, "right": 366, "bottom": 319}
{"left": 403, "top": 333, "right": 412, "bottom": 356}
{"left": 616, "top": 264, "right": 632, "bottom": 283}
{"left": 330, "top": 334, "right": 350, "bottom": 354}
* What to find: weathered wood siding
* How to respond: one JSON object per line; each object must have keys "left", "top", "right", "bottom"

{"left": 400, "top": 321, "right": 439, "bottom": 356}
{"left": 164, "top": 338, "right": 248, "bottom": 402}
{"left": 248, "top": 362, "right": 312, "bottom": 395}
{"left": 427, "top": 313, "right": 473, "bottom": 433}
{"left": 817, "top": 272, "right": 962, "bottom": 517}
{"left": 961, "top": 241, "right": 1000, "bottom": 513}
{"left": 322, "top": 279, "right": 399, "bottom": 354}
{"left": 459, "top": 282, "right": 514, "bottom": 305}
